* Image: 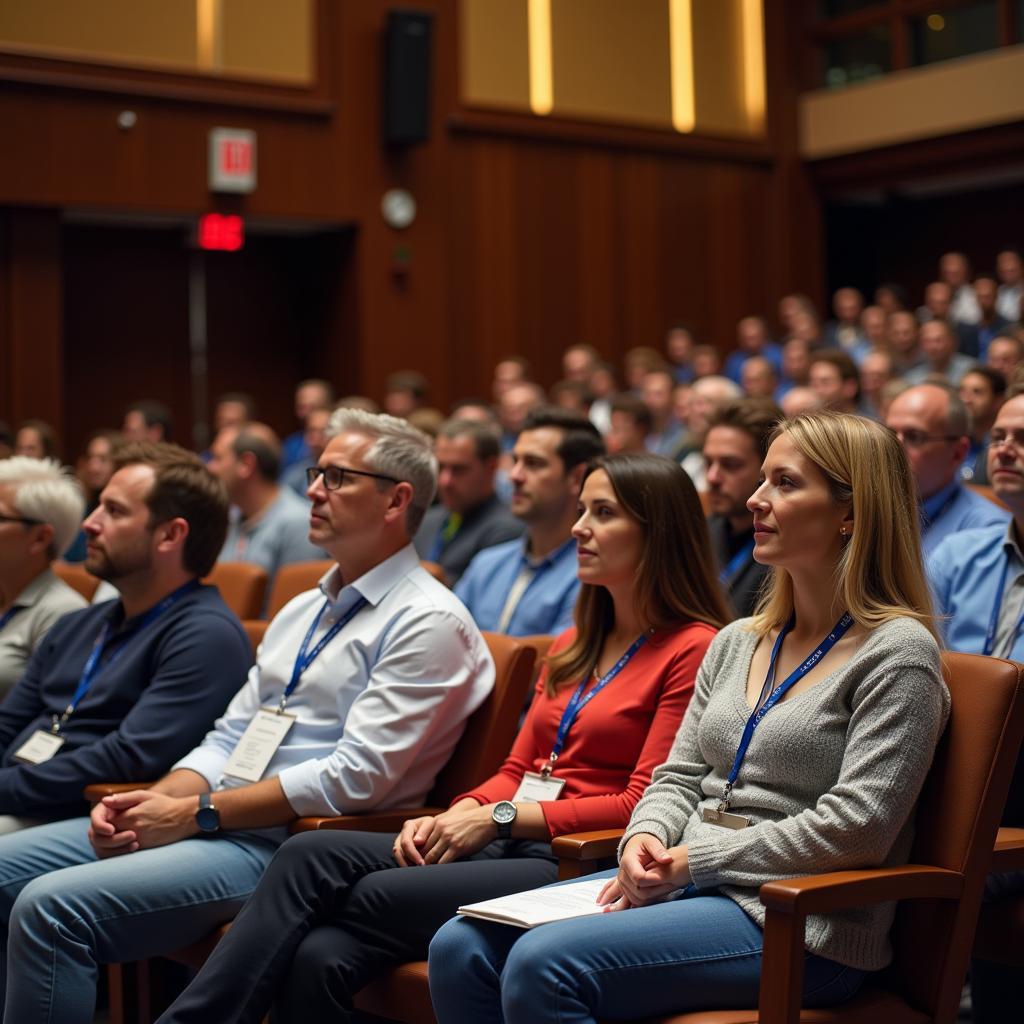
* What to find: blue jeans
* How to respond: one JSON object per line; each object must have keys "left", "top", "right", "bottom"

{"left": 0, "top": 817, "right": 280, "bottom": 1024}
{"left": 428, "top": 870, "right": 867, "bottom": 1024}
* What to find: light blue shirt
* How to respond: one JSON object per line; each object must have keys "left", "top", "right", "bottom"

{"left": 920, "top": 479, "right": 1009, "bottom": 557}
{"left": 175, "top": 544, "right": 494, "bottom": 827}
{"left": 454, "top": 536, "right": 579, "bottom": 637}
{"left": 928, "top": 522, "right": 1024, "bottom": 661}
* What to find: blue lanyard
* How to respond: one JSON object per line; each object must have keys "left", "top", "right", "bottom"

{"left": 54, "top": 579, "right": 201, "bottom": 733}
{"left": 719, "top": 611, "right": 854, "bottom": 808}
{"left": 543, "top": 634, "right": 647, "bottom": 775}
{"left": 0, "top": 606, "right": 22, "bottom": 631}
{"left": 719, "top": 539, "right": 755, "bottom": 586}
{"left": 280, "top": 595, "right": 368, "bottom": 711}
{"left": 984, "top": 555, "right": 1024, "bottom": 657}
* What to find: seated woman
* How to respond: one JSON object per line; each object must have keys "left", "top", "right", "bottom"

{"left": 429, "top": 411, "right": 950, "bottom": 1023}
{"left": 156, "top": 453, "right": 731, "bottom": 1024}
{"left": 0, "top": 458, "right": 87, "bottom": 698}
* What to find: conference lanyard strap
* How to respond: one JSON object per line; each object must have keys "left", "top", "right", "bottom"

{"left": 541, "top": 634, "right": 647, "bottom": 777}
{"left": 719, "top": 540, "right": 755, "bottom": 586}
{"left": 984, "top": 555, "right": 1024, "bottom": 658}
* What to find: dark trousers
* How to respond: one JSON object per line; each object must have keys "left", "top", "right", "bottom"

{"left": 156, "top": 829, "right": 558, "bottom": 1024}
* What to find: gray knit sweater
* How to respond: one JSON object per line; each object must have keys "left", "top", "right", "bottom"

{"left": 620, "top": 616, "right": 949, "bottom": 971}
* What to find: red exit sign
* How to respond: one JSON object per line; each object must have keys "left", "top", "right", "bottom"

{"left": 208, "top": 127, "right": 257, "bottom": 193}
{"left": 198, "top": 213, "right": 244, "bottom": 251}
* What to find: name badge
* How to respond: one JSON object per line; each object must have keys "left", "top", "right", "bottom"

{"left": 701, "top": 806, "right": 750, "bottom": 830}
{"left": 512, "top": 771, "right": 566, "bottom": 803}
{"left": 222, "top": 708, "right": 295, "bottom": 783}
{"left": 13, "top": 730, "right": 67, "bottom": 765}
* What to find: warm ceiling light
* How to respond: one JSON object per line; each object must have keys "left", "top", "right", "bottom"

{"left": 669, "top": 0, "right": 695, "bottom": 133}
{"left": 528, "top": 0, "right": 553, "bottom": 116}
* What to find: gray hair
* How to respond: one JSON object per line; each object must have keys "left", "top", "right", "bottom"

{"left": 0, "top": 457, "right": 85, "bottom": 558}
{"left": 326, "top": 408, "right": 438, "bottom": 535}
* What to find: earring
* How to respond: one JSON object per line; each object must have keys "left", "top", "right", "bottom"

{"left": 840, "top": 527, "right": 848, "bottom": 536}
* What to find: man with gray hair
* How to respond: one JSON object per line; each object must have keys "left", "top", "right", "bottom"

{"left": 0, "top": 410, "right": 496, "bottom": 1023}
{"left": 0, "top": 458, "right": 87, "bottom": 696}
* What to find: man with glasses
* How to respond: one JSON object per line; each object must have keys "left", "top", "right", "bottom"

{"left": 886, "top": 383, "right": 1008, "bottom": 557}
{"left": 0, "top": 410, "right": 495, "bottom": 1024}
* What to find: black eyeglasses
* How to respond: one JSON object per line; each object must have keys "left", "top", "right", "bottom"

{"left": 305, "top": 465, "right": 400, "bottom": 490}
{"left": 890, "top": 428, "right": 960, "bottom": 449}
{"left": 0, "top": 513, "right": 42, "bottom": 527}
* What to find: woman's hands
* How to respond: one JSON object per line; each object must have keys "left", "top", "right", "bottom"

{"left": 597, "top": 833, "right": 690, "bottom": 912}
{"left": 394, "top": 801, "right": 497, "bottom": 867}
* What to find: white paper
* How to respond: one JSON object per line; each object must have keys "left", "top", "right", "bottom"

{"left": 222, "top": 708, "right": 294, "bottom": 783}
{"left": 457, "top": 876, "right": 609, "bottom": 929}
{"left": 13, "top": 729, "right": 66, "bottom": 765}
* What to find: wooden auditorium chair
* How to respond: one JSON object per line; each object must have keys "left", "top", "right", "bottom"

{"left": 203, "top": 562, "right": 268, "bottom": 621}
{"left": 263, "top": 559, "right": 334, "bottom": 619}
{"left": 52, "top": 562, "right": 101, "bottom": 602}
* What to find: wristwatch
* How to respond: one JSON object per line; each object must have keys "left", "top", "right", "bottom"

{"left": 492, "top": 800, "right": 517, "bottom": 839}
{"left": 195, "top": 793, "right": 220, "bottom": 834}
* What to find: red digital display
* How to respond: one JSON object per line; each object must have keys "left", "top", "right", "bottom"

{"left": 198, "top": 213, "right": 244, "bottom": 252}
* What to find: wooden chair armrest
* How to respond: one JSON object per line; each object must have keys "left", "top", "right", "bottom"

{"left": 551, "top": 829, "right": 625, "bottom": 861}
{"left": 992, "top": 826, "right": 1024, "bottom": 873}
{"left": 83, "top": 782, "right": 155, "bottom": 805}
{"left": 290, "top": 807, "right": 446, "bottom": 834}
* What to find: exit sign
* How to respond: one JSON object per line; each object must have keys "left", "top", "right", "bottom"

{"left": 208, "top": 127, "right": 257, "bottom": 193}
{"left": 198, "top": 213, "right": 244, "bottom": 251}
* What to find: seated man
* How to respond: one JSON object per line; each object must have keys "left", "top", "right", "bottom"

{"left": 0, "top": 442, "right": 251, "bottom": 829}
{"left": 455, "top": 408, "right": 604, "bottom": 636}
{"left": 702, "top": 399, "right": 779, "bottom": 619}
{"left": 886, "top": 383, "right": 1008, "bottom": 556}
{"left": 0, "top": 457, "right": 86, "bottom": 697}
{"left": 414, "top": 418, "right": 523, "bottom": 585}
{"left": 0, "top": 410, "right": 494, "bottom": 1023}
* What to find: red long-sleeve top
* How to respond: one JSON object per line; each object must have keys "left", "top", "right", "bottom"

{"left": 455, "top": 621, "right": 716, "bottom": 838}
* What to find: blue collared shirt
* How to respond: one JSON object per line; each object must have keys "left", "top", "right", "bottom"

{"left": 928, "top": 522, "right": 1024, "bottom": 661}
{"left": 454, "top": 536, "right": 579, "bottom": 636}
{"left": 920, "top": 479, "right": 1009, "bottom": 557}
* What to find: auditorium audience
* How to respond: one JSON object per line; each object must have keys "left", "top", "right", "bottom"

{"left": 414, "top": 418, "right": 523, "bottom": 585}
{"left": 155, "top": 452, "right": 728, "bottom": 1024}
{"left": 777, "top": 336, "right": 812, "bottom": 397}
{"left": 859, "top": 304, "right": 888, "bottom": 353}
{"left": 724, "top": 316, "right": 780, "bottom": 384}
{"left": 904, "top": 318, "right": 977, "bottom": 386}
{"left": 122, "top": 399, "right": 173, "bottom": 444}
{"left": 780, "top": 385, "right": 822, "bottom": 418}
{"left": 777, "top": 292, "right": 816, "bottom": 336}
{"left": 808, "top": 350, "right": 861, "bottom": 414}
{"left": 491, "top": 356, "right": 531, "bottom": 402}
{"left": 987, "top": 333, "right": 1024, "bottom": 381}
{"left": 586, "top": 361, "right": 618, "bottom": 434}
{"left": 63, "top": 429, "right": 119, "bottom": 563}
{"left": 875, "top": 281, "right": 909, "bottom": 315}
{"left": 859, "top": 349, "right": 895, "bottom": 419}
{"left": 664, "top": 324, "right": 696, "bottom": 383}
{"left": 0, "top": 410, "right": 494, "bottom": 1024}
{"left": 678, "top": 376, "right": 744, "bottom": 489}
{"left": 429, "top": 411, "right": 948, "bottom": 1023}
{"left": 919, "top": 281, "right": 980, "bottom": 357}
{"left": 996, "top": 247, "right": 1022, "bottom": 323}
{"left": 959, "top": 366, "right": 1006, "bottom": 484}
{"left": 888, "top": 309, "right": 923, "bottom": 374}
{"left": 282, "top": 407, "right": 331, "bottom": 497}
{"left": 975, "top": 274, "right": 1012, "bottom": 360}
{"left": 886, "top": 383, "right": 1008, "bottom": 556}
{"left": 0, "top": 442, "right": 249, "bottom": 830}
{"left": 823, "top": 286, "right": 866, "bottom": 356}
{"left": 383, "top": 370, "right": 428, "bottom": 419}
{"left": 606, "top": 394, "right": 652, "bottom": 455}
{"left": 739, "top": 355, "right": 778, "bottom": 400}
{"left": 561, "top": 343, "right": 599, "bottom": 385}
{"left": 281, "top": 379, "right": 334, "bottom": 472}
{"left": 690, "top": 343, "right": 723, "bottom": 378}
{"left": 212, "top": 392, "right": 256, "bottom": 434}
{"left": 640, "top": 369, "right": 684, "bottom": 457}
{"left": 0, "top": 458, "right": 86, "bottom": 698}
{"left": 498, "top": 381, "right": 545, "bottom": 453}
{"left": 14, "top": 420, "right": 57, "bottom": 461}
{"left": 455, "top": 409, "right": 604, "bottom": 636}
{"left": 622, "top": 347, "right": 667, "bottom": 393}
{"left": 939, "top": 250, "right": 981, "bottom": 325}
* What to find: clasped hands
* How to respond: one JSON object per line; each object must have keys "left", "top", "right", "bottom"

{"left": 89, "top": 790, "right": 197, "bottom": 858}
{"left": 597, "top": 833, "right": 690, "bottom": 913}
{"left": 393, "top": 801, "right": 497, "bottom": 867}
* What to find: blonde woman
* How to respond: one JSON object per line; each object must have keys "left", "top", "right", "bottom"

{"left": 429, "top": 412, "right": 950, "bottom": 1023}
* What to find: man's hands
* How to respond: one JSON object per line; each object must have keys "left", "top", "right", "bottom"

{"left": 89, "top": 790, "right": 199, "bottom": 858}
{"left": 393, "top": 803, "right": 498, "bottom": 867}
{"left": 597, "top": 833, "right": 690, "bottom": 912}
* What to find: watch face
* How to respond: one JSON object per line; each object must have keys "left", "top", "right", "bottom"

{"left": 493, "top": 801, "right": 516, "bottom": 824}
{"left": 196, "top": 805, "right": 219, "bottom": 832}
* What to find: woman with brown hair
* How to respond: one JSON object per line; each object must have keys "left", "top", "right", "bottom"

{"left": 157, "top": 453, "right": 730, "bottom": 1024}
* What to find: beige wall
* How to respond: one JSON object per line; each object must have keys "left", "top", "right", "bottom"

{"left": 801, "top": 45, "right": 1024, "bottom": 159}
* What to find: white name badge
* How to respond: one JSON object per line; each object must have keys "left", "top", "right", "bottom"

{"left": 701, "top": 806, "right": 750, "bottom": 830}
{"left": 222, "top": 708, "right": 295, "bottom": 783}
{"left": 512, "top": 771, "right": 566, "bottom": 803}
{"left": 13, "top": 729, "right": 66, "bottom": 765}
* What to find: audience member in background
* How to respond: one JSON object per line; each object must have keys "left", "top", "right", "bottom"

{"left": 918, "top": 282, "right": 978, "bottom": 356}
{"left": 789, "top": 310, "right": 824, "bottom": 350}
{"left": 777, "top": 293, "right": 816, "bottom": 336}
{"left": 0, "top": 442, "right": 249, "bottom": 830}
{"left": 498, "top": 381, "right": 545, "bottom": 455}
{"left": 209, "top": 424, "right": 323, "bottom": 582}
{"left": 334, "top": 395, "right": 379, "bottom": 415}
{"left": 780, "top": 386, "right": 822, "bottom": 419}
{"left": 450, "top": 399, "right": 498, "bottom": 425}
{"left": 549, "top": 380, "right": 592, "bottom": 416}
{"left": 958, "top": 367, "right": 1006, "bottom": 485}
{"left": 155, "top": 453, "right": 727, "bottom": 1024}
{"left": 876, "top": 379, "right": 909, "bottom": 424}
{"left": 0, "top": 424, "right": 12, "bottom": 461}
{"left": 703, "top": 399, "right": 779, "bottom": 618}
{"left": 282, "top": 408, "right": 331, "bottom": 498}
{"left": 456, "top": 409, "right": 604, "bottom": 636}
{"left": 808, "top": 350, "right": 861, "bottom": 415}
{"left": 623, "top": 347, "right": 667, "bottom": 393}
{"left": 939, "top": 250, "right": 981, "bottom": 325}
{"left": 63, "top": 429, "right": 120, "bottom": 563}
{"left": 492, "top": 357, "right": 531, "bottom": 403}
{"left": 886, "top": 383, "right": 1008, "bottom": 556}
{"left": 677, "top": 376, "right": 744, "bottom": 490}
{"left": 777, "top": 337, "right": 812, "bottom": 399}
{"left": 407, "top": 407, "right": 445, "bottom": 439}
{"left": 691, "top": 344, "right": 723, "bottom": 379}
{"left": 996, "top": 247, "right": 1022, "bottom": 324}
{"left": 415, "top": 419, "right": 523, "bottom": 585}
{"left": 739, "top": 356, "right": 778, "bottom": 401}
{"left": 281, "top": 379, "right": 334, "bottom": 472}
{"left": 14, "top": 421, "right": 57, "bottom": 461}
{"left": 641, "top": 370, "right": 685, "bottom": 457}
{"left": 724, "top": 316, "right": 781, "bottom": 384}
{"left": 0, "top": 459, "right": 86, "bottom": 698}
{"left": 875, "top": 282, "right": 909, "bottom": 315}
{"left": 606, "top": 395, "right": 652, "bottom": 456}
{"left": 665, "top": 324, "right": 696, "bottom": 383}
{"left": 122, "top": 400, "right": 173, "bottom": 444}
{"left": 987, "top": 334, "right": 1024, "bottom": 382}
{"left": 383, "top": 371, "right": 428, "bottom": 420}
{"left": 0, "top": 412, "right": 495, "bottom": 1024}
{"left": 859, "top": 350, "right": 895, "bottom": 420}
{"left": 859, "top": 305, "right": 888, "bottom": 355}
{"left": 905, "top": 320, "right": 977, "bottom": 386}
{"left": 587, "top": 361, "right": 619, "bottom": 435}
{"left": 975, "top": 274, "right": 1012, "bottom": 360}
{"left": 888, "top": 310, "right": 923, "bottom": 374}
{"left": 213, "top": 393, "right": 256, "bottom": 434}
{"left": 823, "top": 287, "right": 866, "bottom": 357}
{"left": 562, "top": 344, "right": 599, "bottom": 385}
{"left": 430, "top": 413, "right": 948, "bottom": 1023}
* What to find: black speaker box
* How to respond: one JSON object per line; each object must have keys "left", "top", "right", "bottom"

{"left": 383, "top": 9, "right": 434, "bottom": 145}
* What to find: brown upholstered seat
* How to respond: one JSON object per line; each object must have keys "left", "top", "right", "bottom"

{"left": 203, "top": 561, "right": 268, "bottom": 620}
{"left": 263, "top": 559, "right": 334, "bottom": 619}
{"left": 52, "top": 561, "right": 101, "bottom": 602}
